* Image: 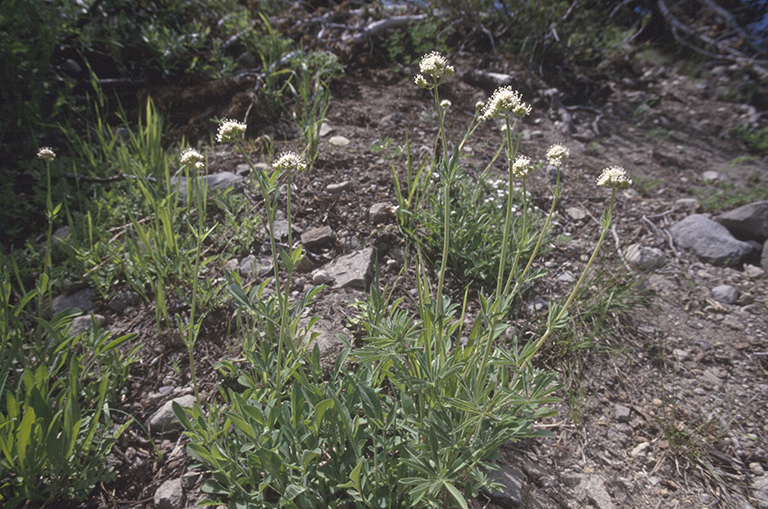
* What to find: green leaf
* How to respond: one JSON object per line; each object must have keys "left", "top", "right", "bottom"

{"left": 443, "top": 481, "right": 468, "bottom": 509}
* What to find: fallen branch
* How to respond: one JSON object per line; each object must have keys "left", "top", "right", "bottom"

{"left": 346, "top": 14, "right": 428, "bottom": 46}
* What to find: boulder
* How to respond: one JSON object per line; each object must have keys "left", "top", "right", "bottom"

{"left": 670, "top": 214, "right": 753, "bottom": 267}
{"left": 720, "top": 201, "right": 768, "bottom": 243}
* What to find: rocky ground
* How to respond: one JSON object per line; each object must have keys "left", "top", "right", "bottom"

{"left": 51, "top": 51, "right": 768, "bottom": 509}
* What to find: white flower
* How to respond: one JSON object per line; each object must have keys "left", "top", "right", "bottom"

{"left": 180, "top": 148, "right": 204, "bottom": 171}
{"left": 273, "top": 151, "right": 307, "bottom": 172}
{"left": 440, "top": 99, "right": 452, "bottom": 110}
{"left": 217, "top": 119, "right": 247, "bottom": 143}
{"left": 37, "top": 147, "right": 56, "bottom": 162}
{"left": 511, "top": 155, "right": 533, "bottom": 178}
{"left": 481, "top": 87, "right": 531, "bottom": 121}
{"left": 414, "top": 74, "right": 428, "bottom": 88}
{"left": 596, "top": 166, "right": 632, "bottom": 188}
{"left": 546, "top": 144, "right": 569, "bottom": 167}
{"left": 418, "top": 51, "right": 454, "bottom": 80}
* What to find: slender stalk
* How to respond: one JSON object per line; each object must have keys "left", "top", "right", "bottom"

{"left": 518, "top": 189, "right": 617, "bottom": 371}
{"left": 495, "top": 116, "right": 516, "bottom": 298}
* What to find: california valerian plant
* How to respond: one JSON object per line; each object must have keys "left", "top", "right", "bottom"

{"left": 174, "top": 51, "right": 632, "bottom": 509}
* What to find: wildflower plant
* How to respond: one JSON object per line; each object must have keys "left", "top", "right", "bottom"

{"left": 174, "top": 51, "right": 632, "bottom": 509}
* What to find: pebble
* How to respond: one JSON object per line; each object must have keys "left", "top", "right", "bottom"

{"left": 565, "top": 207, "right": 587, "bottom": 220}
{"left": 69, "top": 314, "right": 107, "bottom": 337}
{"left": 329, "top": 135, "right": 350, "bottom": 146}
{"left": 312, "top": 270, "right": 333, "bottom": 285}
{"left": 326, "top": 181, "right": 350, "bottom": 194}
{"left": 711, "top": 284, "right": 739, "bottom": 304}
{"left": 615, "top": 404, "right": 631, "bottom": 423}
{"left": 744, "top": 264, "right": 765, "bottom": 278}
{"left": 153, "top": 478, "right": 185, "bottom": 509}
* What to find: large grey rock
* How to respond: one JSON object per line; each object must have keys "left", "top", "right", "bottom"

{"left": 148, "top": 394, "right": 197, "bottom": 434}
{"left": 52, "top": 225, "right": 71, "bottom": 247}
{"left": 301, "top": 226, "right": 336, "bottom": 250}
{"left": 624, "top": 243, "right": 667, "bottom": 271}
{"left": 323, "top": 247, "right": 374, "bottom": 290}
{"left": 720, "top": 201, "right": 768, "bottom": 243}
{"left": 170, "top": 172, "right": 244, "bottom": 203}
{"left": 712, "top": 284, "right": 739, "bottom": 304}
{"left": 154, "top": 478, "right": 185, "bottom": 509}
{"left": 52, "top": 288, "right": 97, "bottom": 315}
{"left": 480, "top": 465, "right": 524, "bottom": 508}
{"left": 272, "top": 219, "right": 302, "bottom": 242}
{"left": 670, "top": 214, "right": 754, "bottom": 267}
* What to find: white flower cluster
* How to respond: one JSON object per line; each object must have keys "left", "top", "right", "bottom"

{"left": 481, "top": 87, "right": 531, "bottom": 121}
{"left": 545, "top": 144, "right": 569, "bottom": 167}
{"left": 511, "top": 155, "right": 532, "bottom": 178}
{"left": 596, "top": 166, "right": 632, "bottom": 188}
{"left": 37, "top": 147, "right": 56, "bottom": 162}
{"left": 273, "top": 151, "right": 307, "bottom": 172}
{"left": 414, "top": 51, "right": 454, "bottom": 88}
{"left": 180, "top": 148, "right": 204, "bottom": 171}
{"left": 216, "top": 119, "right": 247, "bottom": 144}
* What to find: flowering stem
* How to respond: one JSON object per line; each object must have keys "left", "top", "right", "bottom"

{"left": 518, "top": 188, "right": 616, "bottom": 371}
{"left": 433, "top": 77, "right": 451, "bottom": 362}
{"left": 505, "top": 169, "right": 561, "bottom": 296}
{"left": 495, "top": 116, "right": 519, "bottom": 298}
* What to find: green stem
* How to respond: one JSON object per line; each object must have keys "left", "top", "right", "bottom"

{"left": 505, "top": 168, "right": 561, "bottom": 296}
{"left": 518, "top": 188, "right": 616, "bottom": 371}
{"left": 495, "top": 116, "right": 516, "bottom": 298}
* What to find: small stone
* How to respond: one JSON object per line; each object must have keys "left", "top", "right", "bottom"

{"left": 301, "top": 226, "right": 336, "bottom": 249}
{"left": 736, "top": 292, "right": 755, "bottom": 306}
{"left": 556, "top": 271, "right": 577, "bottom": 283}
{"left": 69, "top": 314, "right": 106, "bottom": 337}
{"left": 52, "top": 226, "right": 71, "bottom": 247}
{"left": 625, "top": 243, "right": 667, "bottom": 271}
{"left": 326, "top": 181, "right": 350, "bottom": 194}
{"left": 702, "top": 170, "right": 726, "bottom": 183}
{"left": 652, "top": 398, "right": 663, "bottom": 407}
{"left": 480, "top": 465, "right": 525, "bottom": 508}
{"left": 323, "top": 247, "right": 374, "bottom": 290}
{"left": 527, "top": 297, "right": 548, "bottom": 313}
{"left": 154, "top": 478, "right": 185, "bottom": 509}
{"left": 312, "top": 270, "right": 333, "bottom": 285}
{"left": 711, "top": 284, "right": 739, "bottom": 304}
{"left": 109, "top": 291, "right": 140, "bottom": 314}
{"left": 744, "top": 264, "right": 765, "bottom": 278}
{"left": 148, "top": 394, "right": 197, "bottom": 434}
{"left": 222, "top": 258, "right": 239, "bottom": 273}
{"left": 751, "top": 462, "right": 765, "bottom": 476}
{"left": 565, "top": 207, "right": 587, "bottom": 220}
{"left": 52, "top": 288, "right": 97, "bottom": 315}
{"left": 575, "top": 475, "right": 615, "bottom": 509}
{"left": 673, "top": 349, "right": 690, "bottom": 362}
{"left": 319, "top": 123, "right": 334, "bottom": 137}
{"left": 676, "top": 198, "right": 701, "bottom": 212}
{"left": 369, "top": 202, "right": 393, "bottom": 225}
{"left": 329, "top": 135, "right": 350, "bottom": 147}
{"left": 615, "top": 404, "right": 631, "bottom": 423}
{"left": 631, "top": 441, "right": 650, "bottom": 457}
{"left": 753, "top": 475, "right": 768, "bottom": 509}
{"left": 239, "top": 255, "right": 273, "bottom": 277}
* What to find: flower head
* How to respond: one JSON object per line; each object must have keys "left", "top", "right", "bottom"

{"left": 511, "top": 155, "right": 533, "bottom": 178}
{"left": 596, "top": 166, "right": 632, "bottom": 188}
{"left": 440, "top": 99, "right": 452, "bottom": 110}
{"left": 545, "top": 144, "right": 569, "bottom": 167}
{"left": 37, "top": 147, "right": 56, "bottom": 162}
{"left": 217, "top": 119, "right": 247, "bottom": 143}
{"left": 414, "top": 74, "right": 428, "bottom": 88}
{"left": 481, "top": 87, "right": 531, "bottom": 121}
{"left": 273, "top": 151, "right": 307, "bottom": 172}
{"left": 180, "top": 148, "right": 205, "bottom": 171}
{"left": 418, "top": 51, "right": 454, "bottom": 80}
